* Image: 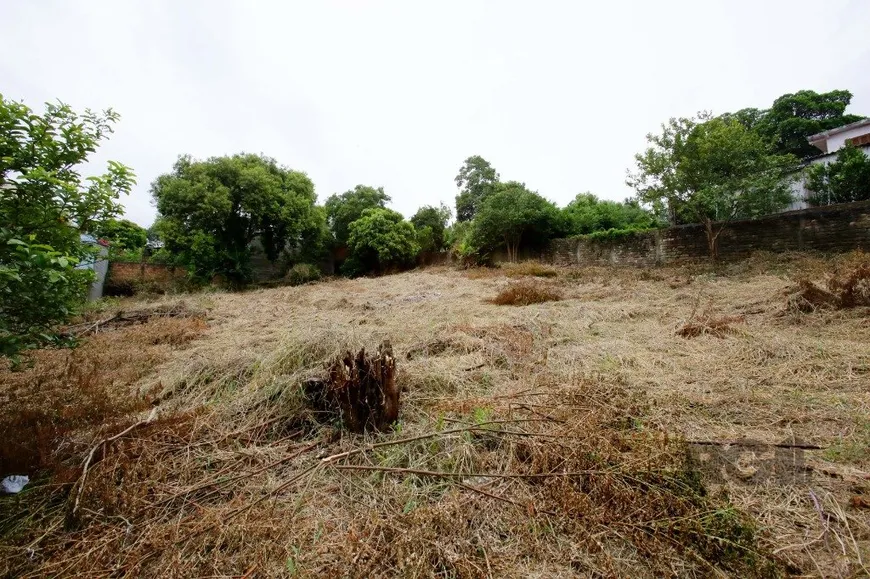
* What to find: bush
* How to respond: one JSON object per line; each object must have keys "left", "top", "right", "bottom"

{"left": 0, "top": 238, "right": 94, "bottom": 357}
{"left": 286, "top": 263, "right": 321, "bottom": 286}
{"left": 343, "top": 208, "right": 419, "bottom": 276}
{"left": 488, "top": 280, "right": 563, "bottom": 306}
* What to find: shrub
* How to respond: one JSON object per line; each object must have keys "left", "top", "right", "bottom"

{"left": 286, "top": 263, "right": 321, "bottom": 286}
{"left": 343, "top": 208, "right": 419, "bottom": 276}
{"left": 489, "top": 280, "right": 563, "bottom": 306}
{"left": 0, "top": 97, "right": 135, "bottom": 358}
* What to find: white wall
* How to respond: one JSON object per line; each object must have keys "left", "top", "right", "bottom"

{"left": 825, "top": 124, "right": 870, "bottom": 153}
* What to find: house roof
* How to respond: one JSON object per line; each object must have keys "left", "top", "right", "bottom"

{"left": 807, "top": 118, "right": 870, "bottom": 144}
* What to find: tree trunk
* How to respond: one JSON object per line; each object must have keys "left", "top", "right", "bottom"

{"left": 703, "top": 218, "right": 720, "bottom": 262}
{"left": 304, "top": 341, "right": 400, "bottom": 433}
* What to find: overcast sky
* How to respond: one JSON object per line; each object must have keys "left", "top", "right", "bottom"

{"left": 3, "top": 0, "right": 869, "bottom": 227}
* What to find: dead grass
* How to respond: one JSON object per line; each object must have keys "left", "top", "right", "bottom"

{"left": 489, "top": 279, "right": 563, "bottom": 306}
{"left": 502, "top": 260, "right": 559, "bottom": 278}
{"left": 0, "top": 312, "right": 206, "bottom": 479}
{"left": 1, "top": 256, "right": 869, "bottom": 577}
{"left": 677, "top": 304, "right": 746, "bottom": 338}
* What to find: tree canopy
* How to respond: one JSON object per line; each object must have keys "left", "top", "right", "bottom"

{"left": 628, "top": 115, "right": 796, "bottom": 259}
{"left": 455, "top": 156, "right": 499, "bottom": 222}
{"left": 92, "top": 218, "right": 147, "bottom": 252}
{"left": 806, "top": 145, "right": 870, "bottom": 205}
{"left": 344, "top": 208, "right": 419, "bottom": 276}
{"left": 151, "top": 154, "right": 320, "bottom": 284}
{"left": 410, "top": 203, "right": 451, "bottom": 252}
{"left": 324, "top": 185, "right": 390, "bottom": 246}
{"left": 0, "top": 96, "right": 134, "bottom": 356}
{"left": 562, "top": 193, "right": 655, "bottom": 235}
{"left": 468, "top": 181, "right": 562, "bottom": 262}
{"left": 748, "top": 90, "right": 863, "bottom": 160}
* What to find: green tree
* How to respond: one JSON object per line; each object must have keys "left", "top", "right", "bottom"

{"left": 324, "top": 185, "right": 390, "bottom": 246}
{"left": 151, "top": 154, "right": 320, "bottom": 285}
{"left": 92, "top": 218, "right": 147, "bottom": 252}
{"left": 0, "top": 96, "right": 135, "bottom": 356}
{"left": 755, "top": 90, "right": 864, "bottom": 160}
{"left": 562, "top": 193, "right": 655, "bottom": 235}
{"left": 344, "top": 208, "right": 419, "bottom": 276}
{"left": 468, "top": 181, "right": 562, "bottom": 262}
{"left": 628, "top": 116, "right": 797, "bottom": 260}
{"left": 806, "top": 145, "right": 870, "bottom": 205}
{"left": 410, "top": 203, "right": 451, "bottom": 252}
{"left": 455, "top": 155, "right": 500, "bottom": 222}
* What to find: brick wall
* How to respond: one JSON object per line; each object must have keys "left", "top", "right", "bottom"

{"left": 106, "top": 261, "right": 187, "bottom": 293}
{"left": 551, "top": 200, "right": 870, "bottom": 266}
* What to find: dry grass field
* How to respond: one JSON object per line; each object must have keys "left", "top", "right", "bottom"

{"left": 1, "top": 252, "right": 869, "bottom": 578}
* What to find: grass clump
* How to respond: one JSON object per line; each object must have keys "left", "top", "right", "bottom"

{"left": 489, "top": 280, "right": 563, "bottom": 306}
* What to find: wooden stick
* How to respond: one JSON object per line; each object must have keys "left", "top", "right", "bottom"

{"left": 331, "top": 464, "right": 611, "bottom": 479}
{"left": 687, "top": 439, "right": 824, "bottom": 450}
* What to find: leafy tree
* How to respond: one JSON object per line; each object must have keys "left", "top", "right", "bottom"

{"left": 324, "top": 185, "right": 390, "bottom": 246}
{"left": 455, "top": 155, "right": 500, "bottom": 222}
{"left": 92, "top": 218, "right": 147, "bottom": 252}
{"left": 562, "top": 193, "right": 656, "bottom": 235}
{"left": 628, "top": 116, "right": 797, "bottom": 260}
{"left": 468, "top": 181, "right": 562, "bottom": 262}
{"left": 410, "top": 203, "right": 451, "bottom": 252}
{"left": 806, "top": 145, "right": 870, "bottom": 205}
{"left": 0, "top": 96, "right": 135, "bottom": 357}
{"left": 719, "top": 108, "right": 765, "bottom": 132}
{"left": 755, "top": 90, "right": 864, "bottom": 160}
{"left": 151, "top": 154, "right": 320, "bottom": 285}
{"left": 344, "top": 208, "right": 419, "bottom": 276}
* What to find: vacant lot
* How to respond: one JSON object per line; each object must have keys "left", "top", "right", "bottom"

{"left": 2, "top": 254, "right": 869, "bottom": 577}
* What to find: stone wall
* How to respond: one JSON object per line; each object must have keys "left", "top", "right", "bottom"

{"left": 551, "top": 200, "right": 870, "bottom": 266}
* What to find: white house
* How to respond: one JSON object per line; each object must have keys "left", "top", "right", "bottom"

{"left": 788, "top": 118, "right": 870, "bottom": 210}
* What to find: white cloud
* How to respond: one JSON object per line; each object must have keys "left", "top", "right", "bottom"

{"left": 3, "top": 0, "right": 868, "bottom": 226}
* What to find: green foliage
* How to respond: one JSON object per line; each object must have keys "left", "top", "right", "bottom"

{"left": 807, "top": 145, "right": 870, "bottom": 205}
{"left": 754, "top": 90, "right": 864, "bottom": 160}
{"left": 468, "top": 181, "right": 563, "bottom": 262}
{"left": 0, "top": 236, "right": 93, "bottom": 357}
{"left": 562, "top": 193, "right": 656, "bottom": 235}
{"left": 410, "top": 203, "right": 451, "bottom": 252}
{"left": 91, "top": 218, "right": 147, "bottom": 252}
{"left": 0, "top": 95, "right": 134, "bottom": 357}
{"left": 324, "top": 185, "right": 390, "bottom": 246}
{"left": 628, "top": 115, "right": 797, "bottom": 259}
{"left": 343, "top": 208, "right": 419, "bottom": 276}
{"left": 151, "top": 154, "right": 320, "bottom": 285}
{"left": 578, "top": 226, "right": 656, "bottom": 241}
{"left": 454, "top": 155, "right": 499, "bottom": 222}
{"left": 285, "top": 263, "right": 321, "bottom": 286}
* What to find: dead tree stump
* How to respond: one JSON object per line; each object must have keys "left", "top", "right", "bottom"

{"left": 305, "top": 341, "right": 400, "bottom": 433}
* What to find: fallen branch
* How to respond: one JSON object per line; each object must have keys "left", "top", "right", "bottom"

{"left": 70, "top": 408, "right": 158, "bottom": 519}
{"left": 331, "top": 464, "right": 611, "bottom": 479}
{"left": 687, "top": 439, "right": 824, "bottom": 450}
